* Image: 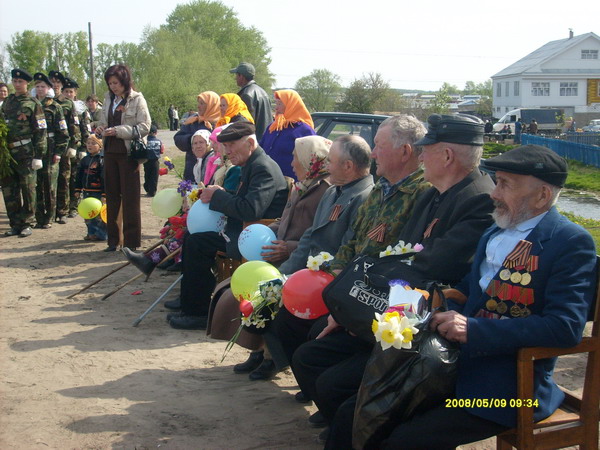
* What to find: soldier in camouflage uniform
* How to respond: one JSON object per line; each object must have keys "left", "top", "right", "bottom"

{"left": 62, "top": 77, "right": 91, "bottom": 217}
{"left": 33, "top": 73, "right": 69, "bottom": 228}
{"left": 49, "top": 70, "right": 80, "bottom": 224}
{"left": 1, "top": 69, "right": 47, "bottom": 237}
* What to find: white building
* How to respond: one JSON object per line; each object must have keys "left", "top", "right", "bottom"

{"left": 491, "top": 31, "right": 600, "bottom": 123}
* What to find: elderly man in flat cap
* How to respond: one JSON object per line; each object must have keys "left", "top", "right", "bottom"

{"left": 294, "top": 114, "right": 497, "bottom": 444}
{"left": 144, "top": 122, "right": 288, "bottom": 330}
{"left": 230, "top": 62, "right": 272, "bottom": 140}
{"left": 363, "top": 145, "right": 597, "bottom": 448}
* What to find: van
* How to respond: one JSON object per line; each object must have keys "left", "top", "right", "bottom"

{"left": 493, "top": 108, "right": 563, "bottom": 133}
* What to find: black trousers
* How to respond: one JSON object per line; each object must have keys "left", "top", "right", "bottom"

{"left": 292, "top": 329, "right": 373, "bottom": 424}
{"left": 180, "top": 231, "right": 226, "bottom": 317}
{"left": 143, "top": 159, "right": 159, "bottom": 196}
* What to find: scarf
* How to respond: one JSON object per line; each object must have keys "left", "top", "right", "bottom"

{"left": 216, "top": 93, "right": 255, "bottom": 127}
{"left": 183, "top": 91, "right": 220, "bottom": 128}
{"left": 268, "top": 89, "right": 314, "bottom": 132}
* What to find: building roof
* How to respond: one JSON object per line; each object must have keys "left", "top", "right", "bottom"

{"left": 492, "top": 32, "right": 600, "bottom": 78}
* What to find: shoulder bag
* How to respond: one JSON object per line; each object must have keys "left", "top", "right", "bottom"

{"left": 128, "top": 125, "right": 147, "bottom": 160}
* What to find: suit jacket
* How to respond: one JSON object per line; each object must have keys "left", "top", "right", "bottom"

{"left": 210, "top": 146, "right": 288, "bottom": 258}
{"left": 279, "top": 175, "right": 374, "bottom": 275}
{"left": 452, "top": 207, "right": 597, "bottom": 427}
{"left": 399, "top": 169, "right": 495, "bottom": 284}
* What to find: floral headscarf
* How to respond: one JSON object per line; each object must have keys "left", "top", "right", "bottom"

{"left": 293, "top": 135, "right": 331, "bottom": 196}
{"left": 269, "top": 90, "right": 314, "bottom": 133}
{"left": 183, "top": 91, "right": 220, "bottom": 129}
{"left": 216, "top": 93, "right": 255, "bottom": 127}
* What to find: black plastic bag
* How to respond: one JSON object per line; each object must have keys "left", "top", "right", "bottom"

{"left": 352, "top": 289, "right": 460, "bottom": 449}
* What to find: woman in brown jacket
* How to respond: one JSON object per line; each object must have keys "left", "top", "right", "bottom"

{"left": 96, "top": 64, "right": 151, "bottom": 251}
{"left": 207, "top": 135, "right": 333, "bottom": 379}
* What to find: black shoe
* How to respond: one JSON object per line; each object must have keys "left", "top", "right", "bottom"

{"left": 166, "top": 311, "right": 183, "bottom": 321}
{"left": 156, "top": 258, "right": 175, "bottom": 270}
{"left": 316, "top": 427, "right": 330, "bottom": 445}
{"left": 4, "top": 228, "right": 20, "bottom": 236}
{"left": 19, "top": 227, "right": 32, "bottom": 237}
{"left": 67, "top": 211, "right": 77, "bottom": 218}
{"left": 164, "top": 297, "right": 181, "bottom": 311}
{"left": 249, "top": 359, "right": 278, "bottom": 381}
{"left": 169, "top": 314, "right": 208, "bottom": 330}
{"left": 295, "top": 391, "right": 311, "bottom": 404}
{"left": 57, "top": 216, "right": 67, "bottom": 224}
{"left": 166, "top": 261, "right": 182, "bottom": 272}
{"left": 233, "top": 351, "right": 264, "bottom": 374}
{"left": 122, "top": 247, "right": 156, "bottom": 275}
{"left": 103, "top": 246, "right": 118, "bottom": 252}
{"left": 309, "top": 411, "right": 327, "bottom": 428}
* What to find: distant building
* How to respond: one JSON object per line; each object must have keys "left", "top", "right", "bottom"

{"left": 491, "top": 31, "right": 600, "bottom": 123}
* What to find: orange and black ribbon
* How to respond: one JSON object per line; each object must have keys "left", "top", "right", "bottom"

{"left": 329, "top": 204, "right": 342, "bottom": 222}
{"left": 366, "top": 223, "right": 387, "bottom": 243}
{"left": 503, "top": 240, "right": 532, "bottom": 269}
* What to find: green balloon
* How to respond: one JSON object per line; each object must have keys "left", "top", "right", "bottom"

{"left": 78, "top": 197, "right": 102, "bottom": 219}
{"left": 151, "top": 188, "right": 183, "bottom": 218}
{"left": 231, "top": 261, "right": 282, "bottom": 301}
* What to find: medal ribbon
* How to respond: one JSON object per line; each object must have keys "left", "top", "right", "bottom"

{"left": 423, "top": 218, "right": 439, "bottom": 239}
{"left": 503, "top": 240, "right": 532, "bottom": 269}
{"left": 526, "top": 255, "right": 539, "bottom": 272}
{"left": 366, "top": 223, "right": 386, "bottom": 243}
{"left": 511, "top": 286, "right": 534, "bottom": 305}
{"left": 329, "top": 204, "right": 342, "bottom": 222}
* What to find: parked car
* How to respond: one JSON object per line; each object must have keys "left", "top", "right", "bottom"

{"left": 311, "top": 112, "right": 390, "bottom": 148}
{"left": 582, "top": 119, "right": 600, "bottom": 132}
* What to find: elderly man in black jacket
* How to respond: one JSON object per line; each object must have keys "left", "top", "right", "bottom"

{"left": 168, "top": 122, "right": 289, "bottom": 330}
{"left": 230, "top": 62, "right": 272, "bottom": 140}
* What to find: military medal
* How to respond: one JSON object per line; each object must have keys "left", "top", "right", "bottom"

{"left": 520, "top": 307, "right": 531, "bottom": 317}
{"left": 510, "top": 271, "right": 522, "bottom": 284}
{"left": 499, "top": 269, "right": 511, "bottom": 281}
{"left": 510, "top": 304, "right": 522, "bottom": 317}
{"left": 520, "top": 272, "right": 532, "bottom": 286}
{"left": 486, "top": 299, "right": 498, "bottom": 311}
{"left": 496, "top": 302, "right": 508, "bottom": 314}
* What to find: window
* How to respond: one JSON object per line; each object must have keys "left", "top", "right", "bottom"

{"left": 560, "top": 82, "right": 578, "bottom": 96}
{"left": 531, "top": 82, "right": 550, "bottom": 96}
{"left": 581, "top": 50, "right": 599, "bottom": 59}
{"left": 505, "top": 82, "right": 509, "bottom": 97}
{"left": 496, "top": 83, "right": 502, "bottom": 97}
{"left": 514, "top": 81, "right": 520, "bottom": 96}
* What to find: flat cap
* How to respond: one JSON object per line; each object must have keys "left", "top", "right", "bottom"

{"left": 481, "top": 144, "right": 568, "bottom": 187}
{"left": 63, "top": 77, "right": 79, "bottom": 89}
{"left": 229, "top": 62, "right": 256, "bottom": 78}
{"left": 11, "top": 68, "right": 32, "bottom": 82}
{"left": 33, "top": 72, "right": 52, "bottom": 87}
{"left": 48, "top": 70, "right": 65, "bottom": 84}
{"left": 415, "top": 114, "right": 484, "bottom": 146}
{"left": 217, "top": 121, "right": 256, "bottom": 143}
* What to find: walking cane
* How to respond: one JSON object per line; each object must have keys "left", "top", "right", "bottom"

{"left": 101, "top": 272, "right": 145, "bottom": 301}
{"left": 67, "top": 238, "right": 165, "bottom": 299}
{"left": 132, "top": 274, "right": 183, "bottom": 327}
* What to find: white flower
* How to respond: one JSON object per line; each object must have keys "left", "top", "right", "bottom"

{"left": 319, "top": 252, "right": 334, "bottom": 262}
{"left": 307, "top": 255, "right": 321, "bottom": 271}
{"left": 379, "top": 245, "right": 397, "bottom": 258}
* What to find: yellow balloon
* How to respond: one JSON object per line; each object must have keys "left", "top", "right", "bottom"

{"left": 151, "top": 188, "right": 183, "bottom": 218}
{"left": 78, "top": 197, "right": 102, "bottom": 219}
{"left": 100, "top": 204, "right": 107, "bottom": 223}
{"left": 231, "top": 261, "right": 282, "bottom": 301}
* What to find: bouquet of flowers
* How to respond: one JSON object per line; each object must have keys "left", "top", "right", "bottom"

{"left": 306, "top": 251, "right": 334, "bottom": 272}
{"left": 379, "top": 240, "right": 424, "bottom": 264}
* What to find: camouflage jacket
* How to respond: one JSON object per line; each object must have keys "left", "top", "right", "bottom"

{"left": 74, "top": 100, "right": 91, "bottom": 150}
{"left": 89, "top": 106, "right": 103, "bottom": 131}
{"left": 331, "top": 168, "right": 430, "bottom": 270}
{"left": 41, "top": 97, "right": 69, "bottom": 157}
{"left": 2, "top": 93, "right": 47, "bottom": 160}
{"left": 55, "top": 95, "right": 81, "bottom": 151}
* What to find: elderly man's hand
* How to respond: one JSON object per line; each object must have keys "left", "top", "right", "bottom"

{"left": 316, "top": 314, "right": 341, "bottom": 339}
{"left": 429, "top": 310, "right": 468, "bottom": 343}
{"left": 200, "top": 185, "right": 224, "bottom": 203}
{"left": 261, "top": 240, "right": 289, "bottom": 263}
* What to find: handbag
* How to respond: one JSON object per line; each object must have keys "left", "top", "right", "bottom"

{"left": 322, "top": 253, "right": 428, "bottom": 342}
{"left": 128, "top": 125, "right": 147, "bottom": 160}
{"left": 352, "top": 284, "right": 460, "bottom": 449}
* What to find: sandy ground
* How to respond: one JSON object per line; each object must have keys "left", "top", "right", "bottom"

{"left": 0, "top": 131, "right": 588, "bottom": 449}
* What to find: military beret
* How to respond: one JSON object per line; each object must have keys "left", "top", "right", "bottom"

{"left": 229, "top": 62, "right": 256, "bottom": 78}
{"left": 217, "top": 120, "right": 256, "bottom": 143}
{"left": 481, "top": 145, "right": 568, "bottom": 187}
{"left": 415, "top": 114, "right": 484, "bottom": 146}
{"left": 11, "top": 68, "right": 33, "bottom": 82}
{"left": 33, "top": 72, "right": 52, "bottom": 87}
{"left": 63, "top": 77, "right": 79, "bottom": 89}
{"left": 48, "top": 70, "right": 65, "bottom": 84}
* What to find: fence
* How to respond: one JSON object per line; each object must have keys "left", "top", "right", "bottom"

{"left": 521, "top": 134, "right": 600, "bottom": 168}
{"left": 562, "top": 132, "right": 600, "bottom": 147}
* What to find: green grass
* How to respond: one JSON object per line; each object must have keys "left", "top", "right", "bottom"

{"left": 559, "top": 211, "right": 600, "bottom": 249}
{"left": 565, "top": 160, "right": 600, "bottom": 193}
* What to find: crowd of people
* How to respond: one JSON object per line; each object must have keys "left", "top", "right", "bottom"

{"left": 1, "top": 61, "right": 597, "bottom": 449}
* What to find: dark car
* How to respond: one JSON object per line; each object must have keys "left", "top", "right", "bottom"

{"left": 311, "top": 112, "right": 390, "bottom": 148}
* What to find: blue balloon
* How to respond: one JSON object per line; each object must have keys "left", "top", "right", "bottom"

{"left": 238, "top": 224, "right": 277, "bottom": 261}
{"left": 186, "top": 200, "right": 227, "bottom": 234}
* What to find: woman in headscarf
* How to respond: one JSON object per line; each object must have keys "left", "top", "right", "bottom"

{"left": 260, "top": 90, "right": 315, "bottom": 180}
{"left": 207, "top": 135, "right": 333, "bottom": 381}
{"left": 174, "top": 91, "right": 220, "bottom": 181}
{"left": 216, "top": 93, "right": 255, "bottom": 127}
{"left": 190, "top": 129, "right": 214, "bottom": 186}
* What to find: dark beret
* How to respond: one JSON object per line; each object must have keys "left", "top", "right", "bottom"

{"left": 11, "top": 68, "right": 32, "bottom": 82}
{"left": 217, "top": 121, "right": 256, "bottom": 143}
{"left": 481, "top": 145, "right": 568, "bottom": 187}
{"left": 33, "top": 72, "right": 52, "bottom": 87}
{"left": 415, "top": 114, "right": 484, "bottom": 146}
{"left": 48, "top": 70, "right": 65, "bottom": 84}
{"left": 63, "top": 77, "right": 79, "bottom": 89}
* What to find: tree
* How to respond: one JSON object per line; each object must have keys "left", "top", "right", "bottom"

{"left": 337, "top": 73, "right": 391, "bottom": 114}
{"left": 440, "top": 82, "right": 459, "bottom": 95}
{"left": 295, "top": 69, "right": 341, "bottom": 112}
{"left": 7, "top": 30, "right": 51, "bottom": 74}
{"left": 430, "top": 86, "right": 451, "bottom": 114}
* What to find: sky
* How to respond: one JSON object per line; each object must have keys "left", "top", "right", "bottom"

{"left": 1, "top": 0, "right": 598, "bottom": 91}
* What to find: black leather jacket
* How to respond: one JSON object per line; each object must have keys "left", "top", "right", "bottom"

{"left": 237, "top": 81, "right": 272, "bottom": 140}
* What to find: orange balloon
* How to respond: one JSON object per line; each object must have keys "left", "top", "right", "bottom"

{"left": 100, "top": 204, "right": 107, "bottom": 223}
{"left": 282, "top": 269, "right": 333, "bottom": 319}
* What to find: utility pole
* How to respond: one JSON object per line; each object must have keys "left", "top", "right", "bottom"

{"left": 88, "top": 22, "right": 96, "bottom": 94}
